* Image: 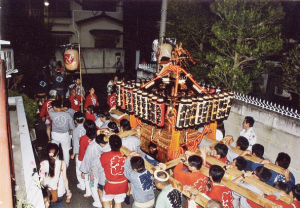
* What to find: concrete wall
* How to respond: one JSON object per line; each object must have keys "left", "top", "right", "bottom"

{"left": 224, "top": 99, "right": 300, "bottom": 183}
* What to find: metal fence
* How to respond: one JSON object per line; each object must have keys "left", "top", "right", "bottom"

{"left": 234, "top": 93, "right": 300, "bottom": 120}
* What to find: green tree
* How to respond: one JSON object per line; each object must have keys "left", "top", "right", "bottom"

{"left": 279, "top": 44, "right": 300, "bottom": 96}
{"left": 166, "top": 0, "right": 216, "bottom": 78}
{"left": 207, "top": 0, "right": 284, "bottom": 93}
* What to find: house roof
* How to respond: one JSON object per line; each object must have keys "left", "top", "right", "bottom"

{"left": 76, "top": 12, "right": 123, "bottom": 25}
{"left": 89, "top": 29, "right": 123, "bottom": 36}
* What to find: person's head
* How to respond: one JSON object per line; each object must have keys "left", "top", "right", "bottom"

{"left": 86, "top": 128, "right": 96, "bottom": 140}
{"left": 273, "top": 181, "right": 289, "bottom": 194}
{"left": 109, "top": 135, "right": 122, "bottom": 151}
{"left": 254, "top": 166, "right": 272, "bottom": 182}
{"left": 113, "top": 75, "right": 118, "bottom": 82}
{"left": 120, "top": 119, "right": 131, "bottom": 132}
{"left": 209, "top": 165, "right": 225, "bottom": 183}
{"left": 130, "top": 156, "right": 145, "bottom": 172}
{"left": 205, "top": 199, "right": 223, "bottom": 208}
{"left": 86, "top": 105, "right": 94, "bottom": 114}
{"left": 47, "top": 143, "right": 60, "bottom": 177}
{"left": 232, "top": 156, "right": 247, "bottom": 171}
{"left": 83, "top": 120, "right": 96, "bottom": 131}
{"left": 99, "top": 111, "right": 110, "bottom": 122}
{"left": 153, "top": 170, "right": 170, "bottom": 189}
{"left": 42, "top": 186, "right": 52, "bottom": 208}
{"left": 243, "top": 116, "right": 255, "bottom": 129}
{"left": 148, "top": 142, "right": 158, "bottom": 157}
{"left": 108, "top": 122, "right": 119, "bottom": 133}
{"left": 51, "top": 100, "right": 61, "bottom": 111}
{"left": 187, "top": 155, "right": 203, "bottom": 171}
{"left": 75, "top": 76, "right": 81, "bottom": 84}
{"left": 63, "top": 100, "right": 71, "bottom": 109}
{"left": 213, "top": 143, "right": 228, "bottom": 159}
{"left": 117, "top": 57, "right": 120, "bottom": 62}
{"left": 89, "top": 87, "right": 95, "bottom": 95}
{"left": 70, "top": 89, "right": 76, "bottom": 96}
{"left": 236, "top": 136, "right": 249, "bottom": 151}
{"left": 290, "top": 184, "right": 300, "bottom": 201}
{"left": 74, "top": 111, "right": 85, "bottom": 124}
{"left": 95, "top": 134, "right": 108, "bottom": 147}
{"left": 252, "top": 144, "right": 264, "bottom": 158}
{"left": 48, "top": 90, "right": 57, "bottom": 100}
{"left": 275, "top": 152, "right": 291, "bottom": 169}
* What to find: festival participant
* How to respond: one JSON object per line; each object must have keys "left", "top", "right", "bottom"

{"left": 34, "top": 70, "right": 48, "bottom": 105}
{"left": 57, "top": 61, "right": 64, "bottom": 74}
{"left": 78, "top": 121, "right": 97, "bottom": 197}
{"left": 80, "top": 133, "right": 103, "bottom": 208}
{"left": 40, "top": 90, "right": 56, "bottom": 143}
{"left": 84, "top": 87, "right": 98, "bottom": 110}
{"left": 240, "top": 143, "right": 264, "bottom": 172}
{"left": 232, "top": 166, "right": 272, "bottom": 208}
{"left": 224, "top": 156, "right": 248, "bottom": 172}
{"left": 205, "top": 144, "right": 228, "bottom": 167}
{"left": 206, "top": 165, "right": 234, "bottom": 208}
{"left": 62, "top": 100, "right": 76, "bottom": 118}
{"left": 52, "top": 69, "right": 66, "bottom": 101}
{"left": 154, "top": 170, "right": 182, "bottom": 208}
{"left": 174, "top": 152, "right": 208, "bottom": 194}
{"left": 66, "top": 76, "right": 85, "bottom": 98}
{"left": 100, "top": 135, "right": 128, "bottom": 208}
{"left": 49, "top": 100, "right": 75, "bottom": 167}
{"left": 223, "top": 136, "right": 249, "bottom": 163}
{"left": 95, "top": 135, "right": 111, "bottom": 206}
{"left": 107, "top": 85, "right": 116, "bottom": 109}
{"left": 98, "top": 112, "right": 111, "bottom": 129}
{"left": 39, "top": 143, "right": 72, "bottom": 207}
{"left": 124, "top": 152, "right": 155, "bottom": 208}
{"left": 251, "top": 152, "right": 296, "bottom": 190}
{"left": 107, "top": 122, "right": 119, "bottom": 133}
{"left": 95, "top": 108, "right": 104, "bottom": 129}
{"left": 70, "top": 112, "right": 86, "bottom": 190}
{"left": 240, "top": 116, "right": 257, "bottom": 150}
{"left": 290, "top": 184, "right": 300, "bottom": 207}
{"left": 107, "top": 75, "right": 118, "bottom": 96}
{"left": 69, "top": 88, "right": 84, "bottom": 112}
{"left": 247, "top": 181, "right": 290, "bottom": 208}
{"left": 85, "top": 105, "right": 96, "bottom": 121}
{"left": 119, "top": 119, "right": 141, "bottom": 152}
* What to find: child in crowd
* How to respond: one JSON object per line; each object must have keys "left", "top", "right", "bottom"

{"left": 69, "top": 88, "right": 84, "bottom": 112}
{"left": 71, "top": 112, "right": 86, "bottom": 191}
{"left": 100, "top": 135, "right": 128, "bottom": 208}
{"left": 78, "top": 120, "right": 96, "bottom": 197}
{"left": 124, "top": 151, "right": 155, "bottom": 208}
{"left": 84, "top": 87, "right": 98, "bottom": 110}
{"left": 85, "top": 105, "right": 96, "bottom": 121}
{"left": 206, "top": 165, "right": 234, "bottom": 208}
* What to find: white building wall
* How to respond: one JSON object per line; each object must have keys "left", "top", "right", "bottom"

{"left": 224, "top": 100, "right": 300, "bottom": 183}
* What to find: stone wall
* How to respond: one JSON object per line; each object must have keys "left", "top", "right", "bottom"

{"left": 224, "top": 99, "right": 300, "bottom": 183}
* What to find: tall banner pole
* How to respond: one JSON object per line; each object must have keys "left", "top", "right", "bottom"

{"left": 157, "top": 0, "right": 168, "bottom": 73}
{"left": 79, "top": 43, "right": 83, "bottom": 112}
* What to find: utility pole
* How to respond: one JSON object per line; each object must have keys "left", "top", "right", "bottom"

{"left": 158, "top": 0, "right": 168, "bottom": 72}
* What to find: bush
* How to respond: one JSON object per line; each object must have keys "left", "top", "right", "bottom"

{"left": 8, "top": 90, "right": 38, "bottom": 130}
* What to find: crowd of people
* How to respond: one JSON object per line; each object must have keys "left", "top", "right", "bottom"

{"left": 35, "top": 63, "right": 299, "bottom": 208}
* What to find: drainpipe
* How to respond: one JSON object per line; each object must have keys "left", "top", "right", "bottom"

{"left": 0, "top": 60, "right": 13, "bottom": 207}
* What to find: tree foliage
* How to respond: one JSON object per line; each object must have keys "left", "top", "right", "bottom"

{"left": 166, "top": 0, "right": 217, "bottom": 78}
{"left": 279, "top": 44, "right": 300, "bottom": 96}
{"left": 207, "top": 0, "right": 284, "bottom": 93}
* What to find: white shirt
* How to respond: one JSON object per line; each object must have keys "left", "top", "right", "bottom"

{"left": 239, "top": 127, "right": 257, "bottom": 150}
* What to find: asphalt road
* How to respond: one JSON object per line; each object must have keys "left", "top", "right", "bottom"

{"left": 34, "top": 73, "right": 187, "bottom": 207}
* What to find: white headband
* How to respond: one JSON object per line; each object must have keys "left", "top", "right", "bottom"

{"left": 154, "top": 170, "right": 169, "bottom": 182}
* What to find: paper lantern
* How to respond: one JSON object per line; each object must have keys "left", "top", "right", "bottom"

{"left": 64, "top": 49, "right": 79, "bottom": 71}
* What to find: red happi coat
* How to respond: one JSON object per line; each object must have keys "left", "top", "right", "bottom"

{"left": 207, "top": 184, "right": 234, "bottom": 208}
{"left": 100, "top": 151, "right": 128, "bottom": 195}
{"left": 78, "top": 135, "right": 92, "bottom": 161}
{"left": 174, "top": 162, "right": 208, "bottom": 193}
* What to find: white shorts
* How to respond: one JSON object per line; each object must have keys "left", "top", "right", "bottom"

{"left": 102, "top": 190, "right": 126, "bottom": 203}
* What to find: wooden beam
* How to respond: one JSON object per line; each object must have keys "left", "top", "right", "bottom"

{"left": 165, "top": 158, "right": 181, "bottom": 169}
{"left": 203, "top": 137, "right": 286, "bottom": 175}
{"left": 120, "top": 146, "right": 210, "bottom": 207}
{"left": 104, "top": 129, "right": 137, "bottom": 142}
{"left": 205, "top": 156, "right": 292, "bottom": 204}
